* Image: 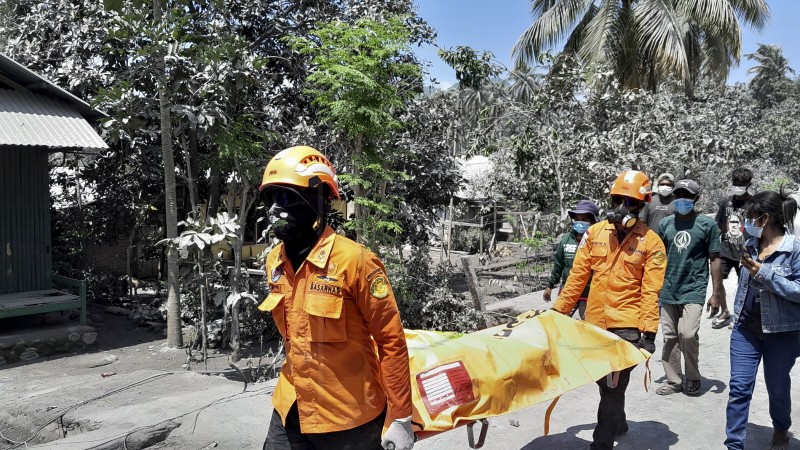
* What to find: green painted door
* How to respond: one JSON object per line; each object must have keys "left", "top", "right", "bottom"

{"left": 0, "top": 146, "right": 52, "bottom": 294}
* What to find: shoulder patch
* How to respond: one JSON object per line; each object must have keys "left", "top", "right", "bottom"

{"left": 370, "top": 276, "right": 390, "bottom": 299}
{"left": 653, "top": 251, "right": 666, "bottom": 266}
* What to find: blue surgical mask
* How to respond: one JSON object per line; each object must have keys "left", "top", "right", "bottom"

{"left": 572, "top": 221, "right": 590, "bottom": 234}
{"left": 674, "top": 199, "right": 694, "bottom": 215}
{"left": 744, "top": 217, "right": 764, "bottom": 238}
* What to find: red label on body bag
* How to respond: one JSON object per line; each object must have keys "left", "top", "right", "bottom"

{"left": 416, "top": 361, "right": 475, "bottom": 415}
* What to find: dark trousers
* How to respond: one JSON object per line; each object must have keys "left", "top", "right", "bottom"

{"left": 591, "top": 366, "right": 634, "bottom": 450}
{"left": 591, "top": 328, "right": 639, "bottom": 450}
{"left": 264, "top": 402, "right": 385, "bottom": 450}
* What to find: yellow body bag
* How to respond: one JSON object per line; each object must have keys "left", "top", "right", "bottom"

{"left": 406, "top": 310, "right": 649, "bottom": 439}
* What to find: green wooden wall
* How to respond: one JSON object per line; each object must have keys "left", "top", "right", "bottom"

{"left": 0, "top": 146, "right": 52, "bottom": 295}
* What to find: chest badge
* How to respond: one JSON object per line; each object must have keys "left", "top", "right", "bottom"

{"left": 271, "top": 266, "right": 283, "bottom": 282}
{"left": 370, "top": 276, "right": 390, "bottom": 299}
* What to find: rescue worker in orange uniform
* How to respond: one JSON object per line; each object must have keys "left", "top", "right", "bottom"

{"left": 553, "top": 170, "right": 667, "bottom": 450}
{"left": 257, "top": 146, "right": 415, "bottom": 450}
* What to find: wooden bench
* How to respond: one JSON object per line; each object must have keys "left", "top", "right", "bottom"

{"left": 0, "top": 275, "right": 87, "bottom": 325}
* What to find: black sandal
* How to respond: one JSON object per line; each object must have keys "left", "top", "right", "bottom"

{"left": 685, "top": 380, "right": 702, "bottom": 396}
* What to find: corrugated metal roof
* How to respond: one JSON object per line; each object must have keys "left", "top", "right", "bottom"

{"left": 0, "top": 89, "right": 108, "bottom": 150}
{"left": 0, "top": 52, "right": 105, "bottom": 119}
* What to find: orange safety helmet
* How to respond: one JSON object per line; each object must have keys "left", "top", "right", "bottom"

{"left": 259, "top": 146, "right": 340, "bottom": 199}
{"left": 610, "top": 170, "right": 652, "bottom": 202}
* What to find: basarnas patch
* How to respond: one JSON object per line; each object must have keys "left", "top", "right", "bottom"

{"left": 370, "top": 276, "right": 390, "bottom": 299}
{"left": 309, "top": 281, "right": 342, "bottom": 296}
{"left": 271, "top": 266, "right": 282, "bottom": 282}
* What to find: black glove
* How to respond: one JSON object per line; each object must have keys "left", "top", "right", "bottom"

{"left": 636, "top": 332, "right": 656, "bottom": 354}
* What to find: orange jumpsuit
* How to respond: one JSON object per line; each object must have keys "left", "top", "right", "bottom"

{"left": 258, "top": 226, "right": 412, "bottom": 433}
{"left": 553, "top": 220, "right": 667, "bottom": 333}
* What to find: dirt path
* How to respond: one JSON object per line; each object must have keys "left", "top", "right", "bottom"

{"left": 3, "top": 276, "right": 799, "bottom": 449}
{"left": 0, "top": 305, "right": 278, "bottom": 449}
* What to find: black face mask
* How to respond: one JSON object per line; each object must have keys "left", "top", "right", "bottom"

{"left": 263, "top": 187, "right": 326, "bottom": 242}
{"left": 606, "top": 203, "right": 640, "bottom": 228}
{"left": 269, "top": 202, "right": 319, "bottom": 241}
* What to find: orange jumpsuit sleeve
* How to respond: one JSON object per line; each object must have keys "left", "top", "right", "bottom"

{"left": 355, "top": 250, "right": 412, "bottom": 424}
{"left": 553, "top": 228, "right": 593, "bottom": 314}
{"left": 639, "top": 232, "right": 667, "bottom": 333}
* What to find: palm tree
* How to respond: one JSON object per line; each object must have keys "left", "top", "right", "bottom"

{"left": 153, "top": 0, "right": 183, "bottom": 348}
{"left": 746, "top": 43, "right": 795, "bottom": 101}
{"left": 513, "top": 0, "right": 770, "bottom": 94}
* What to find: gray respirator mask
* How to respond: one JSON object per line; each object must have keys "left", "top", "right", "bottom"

{"left": 607, "top": 197, "right": 641, "bottom": 228}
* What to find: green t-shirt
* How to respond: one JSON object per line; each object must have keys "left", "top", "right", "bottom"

{"left": 657, "top": 214, "right": 721, "bottom": 305}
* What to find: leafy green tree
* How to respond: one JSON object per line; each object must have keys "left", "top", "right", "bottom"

{"left": 746, "top": 43, "right": 795, "bottom": 106}
{"left": 1, "top": 0, "right": 342, "bottom": 347}
{"left": 438, "top": 46, "right": 501, "bottom": 91}
{"left": 464, "top": 54, "right": 766, "bottom": 220}
{"left": 288, "top": 15, "right": 423, "bottom": 247}
{"left": 757, "top": 78, "right": 800, "bottom": 182}
{"left": 513, "top": 0, "right": 770, "bottom": 94}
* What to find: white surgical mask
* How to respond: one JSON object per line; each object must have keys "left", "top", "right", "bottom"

{"left": 657, "top": 186, "right": 673, "bottom": 197}
{"left": 730, "top": 186, "right": 748, "bottom": 196}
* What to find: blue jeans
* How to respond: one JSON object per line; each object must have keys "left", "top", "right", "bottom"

{"left": 725, "top": 324, "right": 800, "bottom": 449}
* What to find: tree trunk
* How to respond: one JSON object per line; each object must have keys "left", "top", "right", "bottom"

{"left": 187, "top": 126, "right": 200, "bottom": 218}
{"left": 127, "top": 226, "right": 137, "bottom": 302}
{"left": 200, "top": 268, "right": 208, "bottom": 370}
{"left": 154, "top": 0, "right": 183, "bottom": 348}
{"left": 352, "top": 134, "right": 367, "bottom": 244}
{"left": 207, "top": 164, "right": 221, "bottom": 220}
{"left": 222, "top": 182, "right": 235, "bottom": 351}
{"left": 229, "top": 203, "right": 244, "bottom": 363}
{"left": 74, "top": 159, "right": 86, "bottom": 258}
{"left": 228, "top": 157, "right": 257, "bottom": 363}
{"left": 544, "top": 119, "right": 566, "bottom": 220}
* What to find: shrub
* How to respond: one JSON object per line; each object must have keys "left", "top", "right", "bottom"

{"left": 387, "top": 243, "right": 480, "bottom": 332}
{"left": 450, "top": 227, "right": 493, "bottom": 254}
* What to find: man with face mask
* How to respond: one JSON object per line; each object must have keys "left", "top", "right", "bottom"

{"left": 257, "top": 146, "right": 414, "bottom": 450}
{"left": 655, "top": 179, "right": 723, "bottom": 396}
{"left": 712, "top": 168, "right": 754, "bottom": 329}
{"left": 553, "top": 170, "right": 667, "bottom": 450}
{"left": 543, "top": 199, "right": 600, "bottom": 319}
{"left": 640, "top": 173, "right": 676, "bottom": 230}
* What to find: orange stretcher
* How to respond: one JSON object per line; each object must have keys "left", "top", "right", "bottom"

{"left": 404, "top": 310, "right": 650, "bottom": 448}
